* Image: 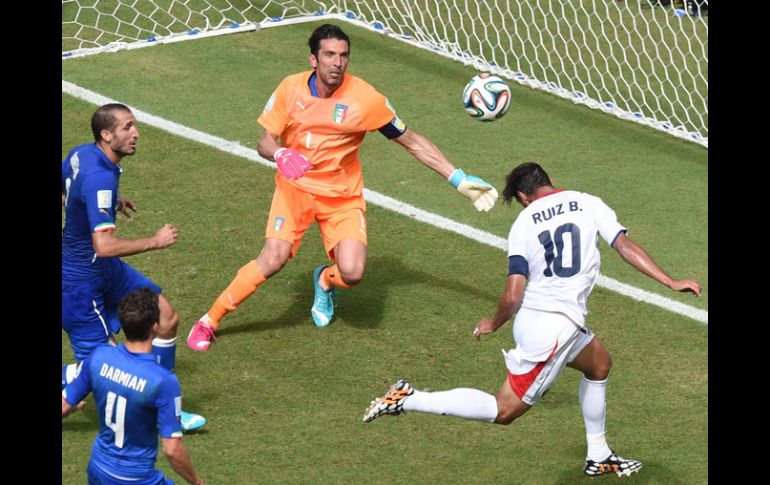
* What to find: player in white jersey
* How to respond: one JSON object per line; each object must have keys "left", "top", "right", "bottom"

{"left": 363, "top": 162, "right": 701, "bottom": 477}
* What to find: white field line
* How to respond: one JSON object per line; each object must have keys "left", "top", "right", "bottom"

{"left": 62, "top": 80, "right": 708, "bottom": 325}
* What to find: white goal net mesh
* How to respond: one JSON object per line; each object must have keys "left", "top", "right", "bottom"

{"left": 62, "top": 0, "right": 708, "bottom": 147}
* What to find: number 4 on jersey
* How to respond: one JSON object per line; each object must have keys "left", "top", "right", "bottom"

{"left": 105, "top": 391, "right": 127, "bottom": 448}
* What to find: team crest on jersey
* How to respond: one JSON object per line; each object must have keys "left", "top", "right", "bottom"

{"left": 97, "top": 190, "right": 112, "bottom": 209}
{"left": 263, "top": 92, "right": 276, "bottom": 113}
{"left": 333, "top": 103, "right": 348, "bottom": 124}
{"left": 274, "top": 216, "right": 285, "bottom": 232}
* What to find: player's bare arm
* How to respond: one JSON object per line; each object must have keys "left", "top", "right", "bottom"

{"left": 92, "top": 223, "right": 178, "bottom": 258}
{"left": 117, "top": 197, "right": 138, "bottom": 218}
{"left": 393, "top": 128, "right": 498, "bottom": 211}
{"left": 61, "top": 396, "right": 75, "bottom": 417}
{"left": 257, "top": 129, "right": 281, "bottom": 160}
{"left": 61, "top": 395, "right": 86, "bottom": 418}
{"left": 474, "top": 273, "right": 526, "bottom": 340}
{"left": 162, "top": 437, "right": 205, "bottom": 485}
{"left": 613, "top": 233, "right": 701, "bottom": 296}
{"left": 258, "top": 128, "right": 313, "bottom": 180}
{"left": 391, "top": 128, "right": 456, "bottom": 178}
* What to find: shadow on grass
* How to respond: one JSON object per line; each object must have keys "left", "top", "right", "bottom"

{"left": 554, "top": 460, "right": 681, "bottom": 484}
{"left": 552, "top": 442, "right": 683, "bottom": 485}
{"left": 214, "top": 253, "right": 499, "bottom": 336}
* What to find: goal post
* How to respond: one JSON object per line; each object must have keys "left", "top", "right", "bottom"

{"left": 62, "top": 0, "right": 707, "bottom": 147}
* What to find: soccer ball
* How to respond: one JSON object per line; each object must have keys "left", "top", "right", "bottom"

{"left": 463, "top": 73, "right": 512, "bottom": 121}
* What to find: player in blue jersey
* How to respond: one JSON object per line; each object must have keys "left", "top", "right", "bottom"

{"left": 63, "top": 289, "right": 205, "bottom": 485}
{"left": 62, "top": 103, "right": 205, "bottom": 431}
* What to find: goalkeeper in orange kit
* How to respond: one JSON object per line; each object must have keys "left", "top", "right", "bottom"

{"left": 187, "top": 23, "right": 498, "bottom": 350}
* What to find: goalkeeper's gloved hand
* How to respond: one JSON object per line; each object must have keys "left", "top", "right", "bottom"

{"left": 448, "top": 168, "right": 499, "bottom": 212}
{"left": 274, "top": 148, "right": 313, "bottom": 180}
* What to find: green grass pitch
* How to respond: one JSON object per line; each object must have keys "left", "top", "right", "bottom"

{"left": 62, "top": 20, "right": 707, "bottom": 484}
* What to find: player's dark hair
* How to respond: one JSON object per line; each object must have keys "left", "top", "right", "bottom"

{"left": 91, "top": 103, "right": 132, "bottom": 142}
{"left": 118, "top": 288, "right": 160, "bottom": 341}
{"left": 308, "top": 24, "right": 350, "bottom": 58}
{"left": 502, "top": 162, "right": 553, "bottom": 204}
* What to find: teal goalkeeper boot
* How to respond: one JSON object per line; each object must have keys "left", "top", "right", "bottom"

{"left": 180, "top": 411, "right": 207, "bottom": 432}
{"left": 311, "top": 265, "right": 337, "bottom": 327}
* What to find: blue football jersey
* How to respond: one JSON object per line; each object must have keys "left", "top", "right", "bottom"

{"left": 63, "top": 344, "right": 183, "bottom": 479}
{"left": 62, "top": 143, "right": 122, "bottom": 281}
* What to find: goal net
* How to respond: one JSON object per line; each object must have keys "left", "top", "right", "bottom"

{"left": 62, "top": 0, "right": 708, "bottom": 147}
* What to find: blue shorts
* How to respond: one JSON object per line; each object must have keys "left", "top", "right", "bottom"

{"left": 87, "top": 459, "right": 173, "bottom": 485}
{"left": 63, "top": 258, "right": 162, "bottom": 361}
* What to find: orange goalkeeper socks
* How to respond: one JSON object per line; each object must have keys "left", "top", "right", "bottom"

{"left": 321, "top": 264, "right": 353, "bottom": 289}
{"left": 207, "top": 260, "right": 266, "bottom": 327}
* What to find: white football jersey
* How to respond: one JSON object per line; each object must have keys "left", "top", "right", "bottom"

{"left": 507, "top": 190, "right": 626, "bottom": 326}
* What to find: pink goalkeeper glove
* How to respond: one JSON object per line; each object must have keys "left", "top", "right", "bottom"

{"left": 274, "top": 148, "right": 313, "bottom": 180}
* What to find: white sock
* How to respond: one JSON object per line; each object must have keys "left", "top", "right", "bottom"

{"left": 402, "top": 388, "right": 498, "bottom": 422}
{"left": 152, "top": 337, "right": 177, "bottom": 347}
{"left": 579, "top": 376, "right": 612, "bottom": 461}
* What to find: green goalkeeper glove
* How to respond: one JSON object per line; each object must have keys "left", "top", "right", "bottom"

{"left": 448, "top": 168, "right": 499, "bottom": 212}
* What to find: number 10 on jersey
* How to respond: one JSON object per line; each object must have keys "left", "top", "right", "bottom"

{"left": 538, "top": 223, "right": 581, "bottom": 277}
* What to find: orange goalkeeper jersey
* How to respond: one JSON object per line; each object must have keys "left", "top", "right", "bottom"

{"left": 258, "top": 71, "right": 401, "bottom": 197}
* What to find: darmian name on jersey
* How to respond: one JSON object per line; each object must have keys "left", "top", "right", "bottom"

{"left": 100, "top": 363, "right": 148, "bottom": 392}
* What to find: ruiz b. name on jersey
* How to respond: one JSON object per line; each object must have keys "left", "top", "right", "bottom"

{"left": 532, "top": 200, "right": 580, "bottom": 225}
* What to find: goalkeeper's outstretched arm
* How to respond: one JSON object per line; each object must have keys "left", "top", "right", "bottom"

{"left": 391, "top": 128, "right": 455, "bottom": 178}
{"left": 392, "top": 128, "right": 498, "bottom": 211}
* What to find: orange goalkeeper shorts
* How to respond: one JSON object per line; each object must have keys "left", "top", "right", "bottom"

{"left": 265, "top": 173, "right": 367, "bottom": 260}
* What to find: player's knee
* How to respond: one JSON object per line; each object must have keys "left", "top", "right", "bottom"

{"left": 596, "top": 355, "right": 612, "bottom": 380}
{"left": 258, "top": 249, "right": 290, "bottom": 276}
{"left": 493, "top": 395, "right": 527, "bottom": 425}
{"left": 158, "top": 307, "right": 180, "bottom": 338}
{"left": 494, "top": 403, "right": 523, "bottom": 425}
{"left": 587, "top": 354, "right": 612, "bottom": 381}
{"left": 494, "top": 412, "right": 517, "bottom": 425}
{"left": 338, "top": 262, "right": 365, "bottom": 286}
{"left": 340, "top": 271, "right": 363, "bottom": 286}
